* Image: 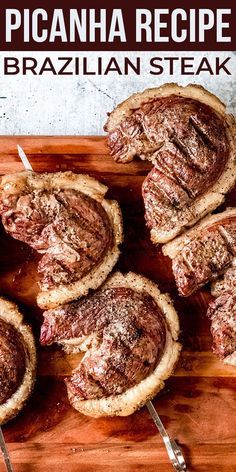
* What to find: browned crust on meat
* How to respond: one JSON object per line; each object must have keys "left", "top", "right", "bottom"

{"left": 223, "top": 352, "right": 236, "bottom": 366}
{"left": 163, "top": 208, "right": 236, "bottom": 259}
{"left": 105, "top": 83, "right": 227, "bottom": 132}
{"left": 207, "top": 292, "right": 236, "bottom": 366}
{"left": 0, "top": 297, "right": 36, "bottom": 425}
{"left": 105, "top": 83, "right": 236, "bottom": 243}
{"left": 0, "top": 171, "right": 123, "bottom": 309}
{"left": 211, "top": 261, "right": 236, "bottom": 298}
{"left": 66, "top": 271, "right": 181, "bottom": 417}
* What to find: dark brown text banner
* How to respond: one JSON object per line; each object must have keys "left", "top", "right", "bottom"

{"left": 0, "top": 1, "right": 235, "bottom": 51}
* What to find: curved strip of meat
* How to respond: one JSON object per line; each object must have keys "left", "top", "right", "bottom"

{"left": 0, "top": 319, "right": 26, "bottom": 405}
{"left": 0, "top": 171, "right": 123, "bottom": 309}
{"left": 0, "top": 297, "right": 36, "bottom": 425}
{"left": 211, "top": 263, "right": 236, "bottom": 297}
{"left": 163, "top": 208, "right": 236, "bottom": 297}
{"left": 105, "top": 84, "right": 236, "bottom": 243}
{"left": 207, "top": 292, "right": 236, "bottom": 366}
{"left": 40, "top": 272, "right": 181, "bottom": 417}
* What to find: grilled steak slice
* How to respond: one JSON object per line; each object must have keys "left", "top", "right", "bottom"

{"left": 106, "top": 95, "right": 228, "bottom": 171}
{"left": 40, "top": 272, "right": 181, "bottom": 417}
{"left": 211, "top": 265, "right": 236, "bottom": 297}
{"left": 0, "top": 319, "right": 26, "bottom": 405}
{"left": 1, "top": 189, "right": 112, "bottom": 288}
{"left": 0, "top": 171, "right": 123, "bottom": 309}
{"left": 105, "top": 84, "right": 236, "bottom": 243}
{"left": 42, "top": 287, "right": 166, "bottom": 398}
{"left": 207, "top": 292, "right": 236, "bottom": 366}
{"left": 0, "top": 297, "right": 36, "bottom": 425}
{"left": 163, "top": 209, "right": 236, "bottom": 297}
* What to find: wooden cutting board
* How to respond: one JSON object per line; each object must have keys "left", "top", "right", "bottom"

{"left": 0, "top": 136, "right": 235, "bottom": 472}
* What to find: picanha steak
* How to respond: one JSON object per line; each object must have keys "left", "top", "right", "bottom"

{"left": 207, "top": 291, "right": 236, "bottom": 366}
{"left": 0, "top": 297, "right": 36, "bottom": 425}
{"left": 0, "top": 319, "right": 26, "bottom": 405}
{"left": 40, "top": 272, "right": 181, "bottom": 417}
{"left": 0, "top": 171, "right": 123, "bottom": 309}
{"left": 208, "top": 263, "right": 236, "bottom": 366}
{"left": 211, "top": 264, "right": 236, "bottom": 298}
{"left": 163, "top": 209, "right": 236, "bottom": 297}
{"left": 105, "top": 84, "right": 236, "bottom": 243}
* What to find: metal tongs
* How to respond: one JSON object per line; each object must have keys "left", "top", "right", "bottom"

{"left": 147, "top": 401, "right": 187, "bottom": 471}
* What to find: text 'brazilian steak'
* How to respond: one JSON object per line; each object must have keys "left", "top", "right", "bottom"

{"left": 0, "top": 171, "right": 123, "bottom": 309}
{"left": 105, "top": 84, "right": 236, "bottom": 243}
{"left": 163, "top": 208, "right": 236, "bottom": 297}
{"left": 40, "top": 272, "right": 181, "bottom": 417}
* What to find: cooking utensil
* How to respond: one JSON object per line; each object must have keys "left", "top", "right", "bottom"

{"left": 0, "top": 143, "right": 31, "bottom": 472}
{"left": 0, "top": 427, "right": 14, "bottom": 472}
{"left": 147, "top": 401, "right": 187, "bottom": 472}
{"left": 17, "top": 145, "right": 33, "bottom": 171}
{"left": 16, "top": 144, "right": 187, "bottom": 472}
{"left": 0, "top": 145, "right": 27, "bottom": 472}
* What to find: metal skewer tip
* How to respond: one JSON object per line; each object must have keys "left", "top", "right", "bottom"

{"left": 0, "top": 427, "right": 14, "bottom": 472}
{"left": 0, "top": 145, "right": 31, "bottom": 472}
{"left": 17, "top": 145, "right": 33, "bottom": 171}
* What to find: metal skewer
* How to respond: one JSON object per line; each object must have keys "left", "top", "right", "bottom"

{"left": 17, "top": 145, "right": 33, "bottom": 171}
{"left": 147, "top": 401, "right": 187, "bottom": 472}
{"left": 0, "top": 428, "right": 13, "bottom": 472}
{"left": 16, "top": 145, "right": 187, "bottom": 471}
{"left": 1, "top": 142, "right": 33, "bottom": 472}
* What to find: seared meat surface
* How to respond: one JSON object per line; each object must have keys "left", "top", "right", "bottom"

{"left": 0, "top": 320, "right": 26, "bottom": 404}
{"left": 172, "top": 217, "right": 236, "bottom": 297}
{"left": 40, "top": 287, "right": 167, "bottom": 400}
{"left": 207, "top": 292, "right": 236, "bottom": 363}
{"left": 0, "top": 188, "right": 112, "bottom": 290}
{"left": 212, "top": 265, "right": 236, "bottom": 297}
{"left": 108, "top": 96, "right": 228, "bottom": 171}
{"left": 106, "top": 92, "right": 232, "bottom": 242}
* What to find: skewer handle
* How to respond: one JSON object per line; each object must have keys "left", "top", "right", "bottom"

{"left": 147, "top": 401, "right": 187, "bottom": 472}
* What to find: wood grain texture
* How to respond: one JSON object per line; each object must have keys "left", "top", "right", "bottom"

{"left": 0, "top": 136, "right": 235, "bottom": 472}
